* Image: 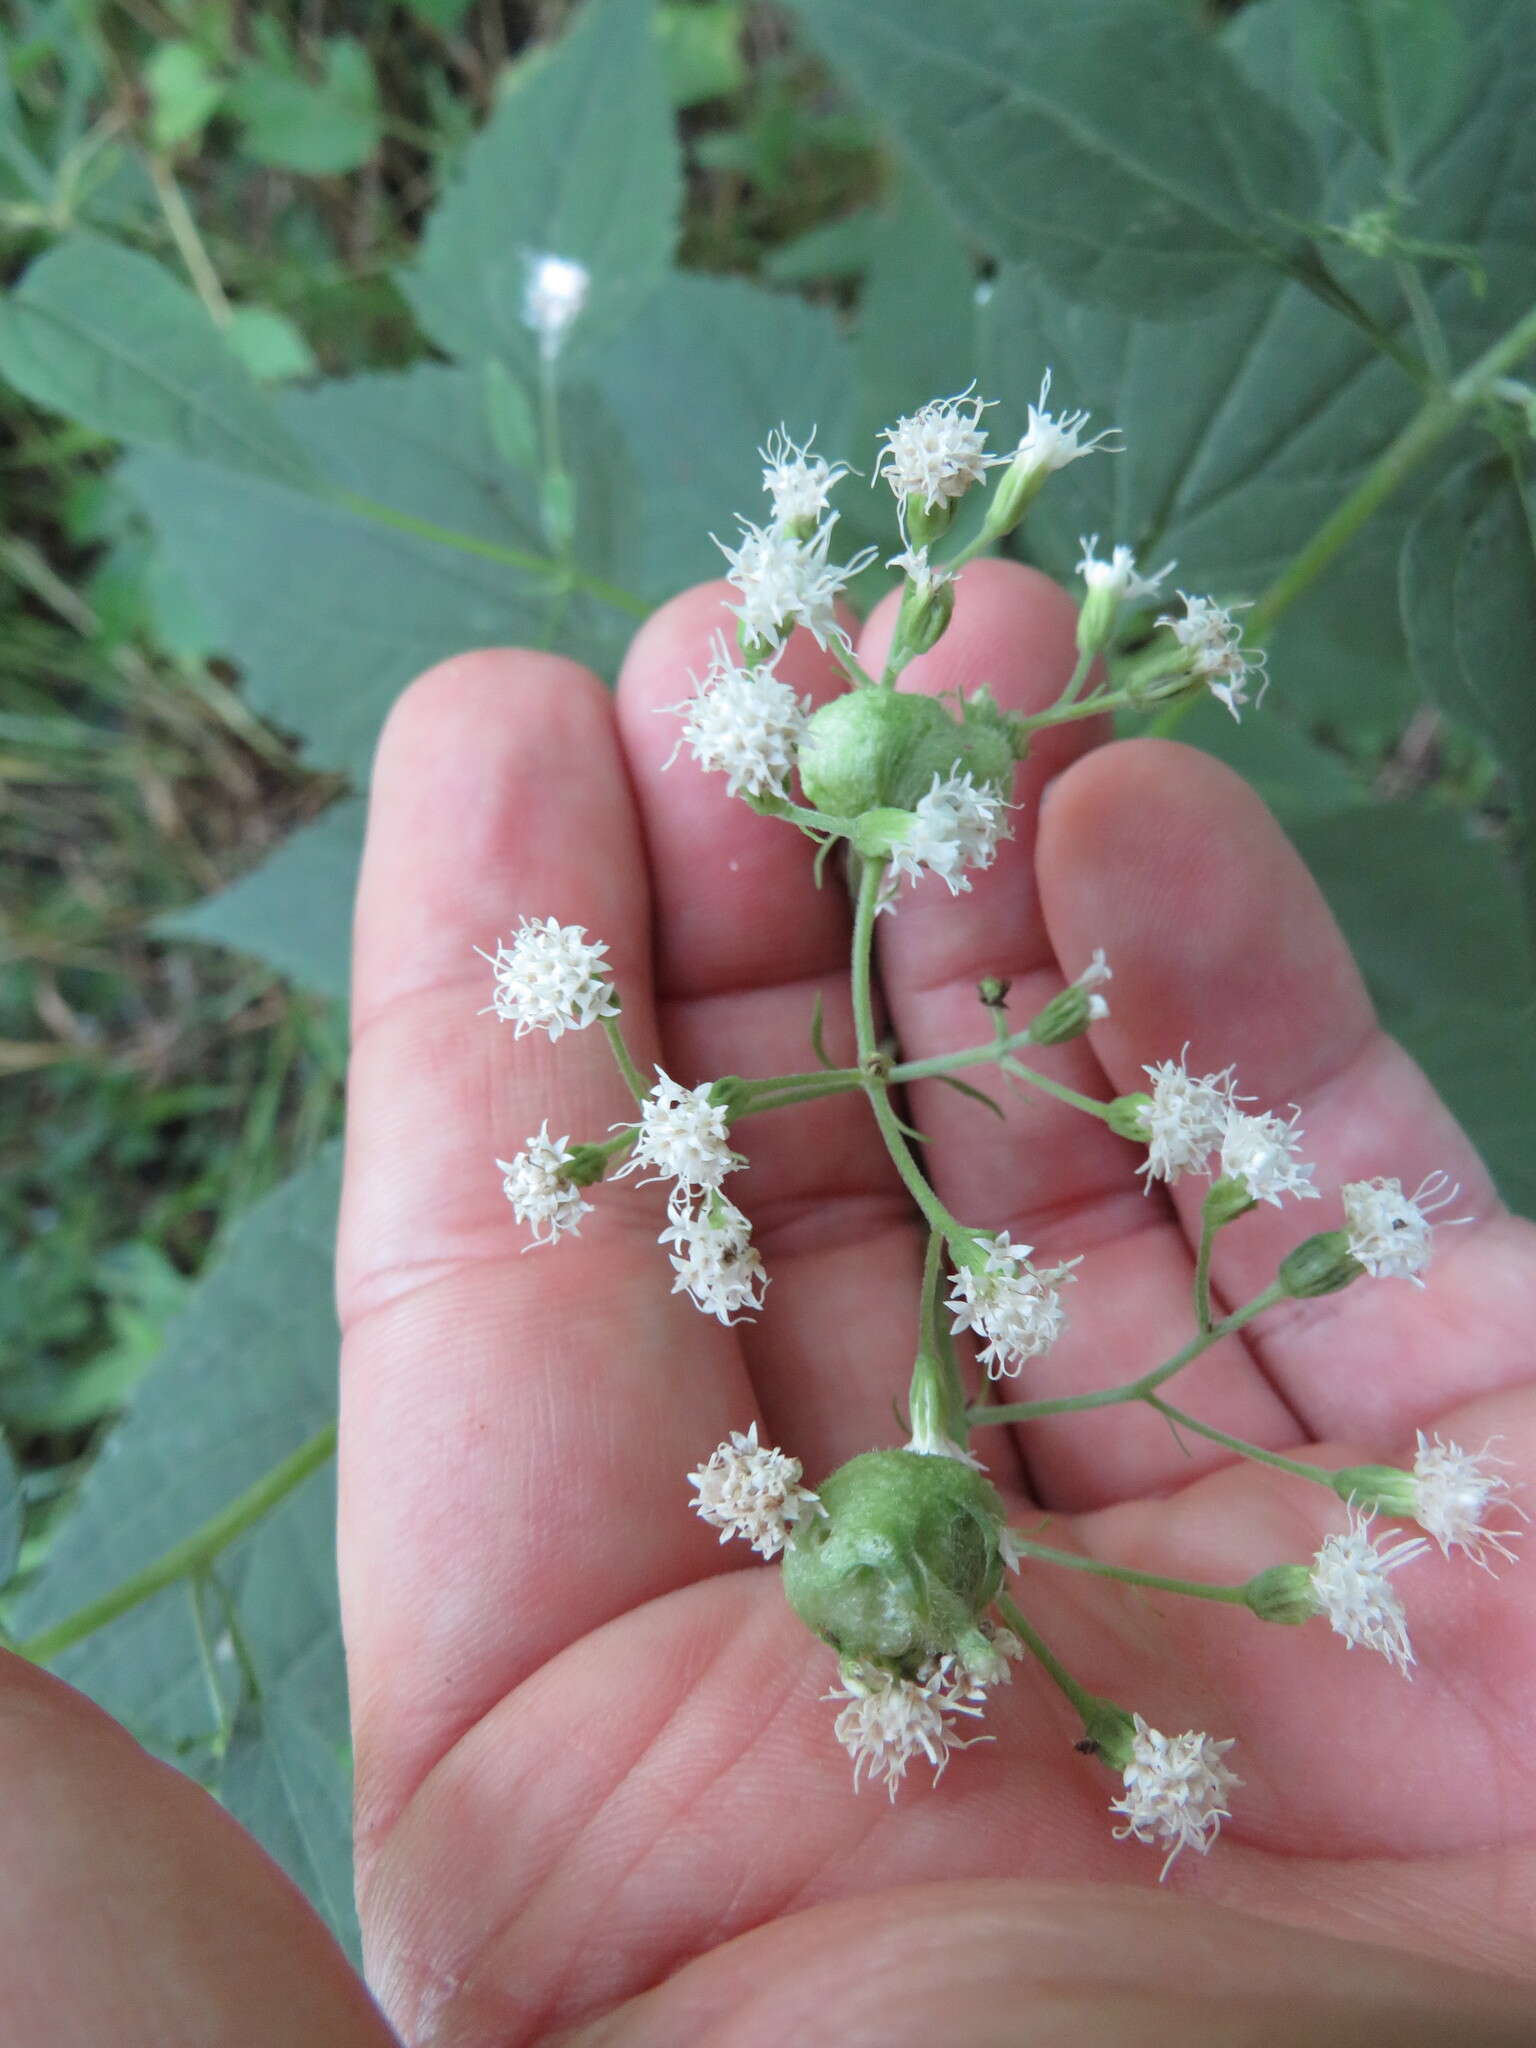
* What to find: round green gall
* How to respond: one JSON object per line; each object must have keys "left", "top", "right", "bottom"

{"left": 780, "top": 1447, "right": 1010, "bottom": 1673}
{"left": 797, "top": 688, "right": 961, "bottom": 819}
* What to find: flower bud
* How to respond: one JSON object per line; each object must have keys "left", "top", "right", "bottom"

{"left": 903, "top": 496, "right": 956, "bottom": 549}
{"left": 1027, "top": 986, "right": 1097, "bottom": 1046}
{"left": 897, "top": 570, "right": 956, "bottom": 657}
{"left": 1279, "top": 1230, "right": 1364, "bottom": 1300}
{"left": 1329, "top": 1464, "right": 1418, "bottom": 1518}
{"left": 978, "top": 976, "right": 1011, "bottom": 1009}
{"left": 1076, "top": 1698, "right": 1139, "bottom": 1768}
{"left": 1243, "top": 1564, "right": 1317, "bottom": 1625}
{"left": 1075, "top": 582, "right": 1119, "bottom": 661}
{"left": 979, "top": 450, "right": 1050, "bottom": 545}
{"left": 781, "top": 1448, "right": 1011, "bottom": 1672}
{"left": 1107, "top": 1092, "right": 1154, "bottom": 1142}
{"left": 1204, "top": 1175, "right": 1258, "bottom": 1228}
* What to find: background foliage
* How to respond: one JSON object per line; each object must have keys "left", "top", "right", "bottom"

{"left": 2, "top": 0, "right": 1532, "bottom": 1958}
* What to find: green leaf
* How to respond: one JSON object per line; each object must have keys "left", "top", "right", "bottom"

{"left": 222, "top": 1695, "right": 358, "bottom": 1962}
{"left": 0, "top": 1434, "right": 21, "bottom": 1590}
{"left": 160, "top": 800, "right": 364, "bottom": 1002}
{"left": 144, "top": 40, "right": 225, "bottom": 150}
{"left": 225, "top": 305, "right": 317, "bottom": 384}
{"left": 228, "top": 36, "right": 382, "bottom": 176}
{"left": 1298, "top": 0, "right": 1468, "bottom": 170}
{"left": 787, "top": 0, "right": 1319, "bottom": 316}
{"left": 406, "top": 0, "right": 681, "bottom": 377}
{"left": 125, "top": 364, "right": 633, "bottom": 778}
{"left": 1400, "top": 458, "right": 1536, "bottom": 933}
{"left": 591, "top": 271, "right": 854, "bottom": 592}
{"left": 0, "top": 239, "right": 313, "bottom": 485}
{"left": 657, "top": 2, "right": 747, "bottom": 107}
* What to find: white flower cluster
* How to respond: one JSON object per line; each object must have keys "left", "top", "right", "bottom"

{"left": 481, "top": 917, "right": 619, "bottom": 1040}
{"left": 877, "top": 387, "right": 1001, "bottom": 513}
{"left": 661, "top": 1188, "right": 767, "bottom": 1325}
{"left": 1076, "top": 535, "right": 1174, "bottom": 607}
{"left": 715, "top": 429, "right": 874, "bottom": 654}
{"left": 688, "top": 1424, "right": 820, "bottom": 1559}
{"left": 668, "top": 631, "right": 811, "bottom": 802}
{"left": 1109, "top": 1717, "right": 1241, "bottom": 1879}
{"left": 1132, "top": 1056, "right": 1317, "bottom": 1208}
{"left": 827, "top": 1651, "right": 1007, "bottom": 1800}
{"left": 1158, "top": 592, "right": 1268, "bottom": 720}
{"left": 947, "top": 1231, "right": 1079, "bottom": 1378}
{"left": 1013, "top": 368, "right": 1123, "bottom": 478}
{"left": 1343, "top": 1173, "right": 1464, "bottom": 1284}
{"left": 496, "top": 1124, "right": 592, "bottom": 1247}
{"left": 883, "top": 771, "right": 1011, "bottom": 904}
{"left": 761, "top": 427, "right": 849, "bottom": 528}
{"left": 522, "top": 252, "right": 589, "bottom": 360}
{"left": 1411, "top": 1433, "right": 1524, "bottom": 1568}
{"left": 1308, "top": 1507, "right": 1429, "bottom": 1676}
{"left": 618, "top": 1069, "right": 739, "bottom": 1192}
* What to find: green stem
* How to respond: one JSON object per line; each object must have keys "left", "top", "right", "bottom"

{"left": 1142, "top": 1395, "right": 1332, "bottom": 1485}
{"left": 1054, "top": 646, "right": 1097, "bottom": 708}
{"left": 995, "top": 1594, "right": 1099, "bottom": 1720}
{"left": 1006, "top": 1534, "right": 1249, "bottom": 1604}
{"left": 331, "top": 489, "right": 650, "bottom": 619}
{"left": 602, "top": 1015, "right": 650, "bottom": 1103}
{"left": 1194, "top": 1203, "right": 1218, "bottom": 1336}
{"left": 970, "top": 1282, "right": 1285, "bottom": 1424}
{"left": 999, "top": 1056, "right": 1116, "bottom": 1122}
{"left": 17, "top": 1423, "right": 338, "bottom": 1665}
{"left": 1014, "top": 687, "right": 1126, "bottom": 734}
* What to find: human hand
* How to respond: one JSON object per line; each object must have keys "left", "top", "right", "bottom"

{"left": 337, "top": 560, "right": 1536, "bottom": 2045}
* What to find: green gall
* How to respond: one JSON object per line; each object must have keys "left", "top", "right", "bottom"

{"left": 1279, "top": 1231, "right": 1364, "bottom": 1300}
{"left": 781, "top": 1447, "right": 1010, "bottom": 1673}
{"left": 1330, "top": 1464, "right": 1418, "bottom": 1518}
{"left": 1243, "top": 1565, "right": 1318, "bottom": 1626}
{"left": 797, "top": 688, "right": 959, "bottom": 818}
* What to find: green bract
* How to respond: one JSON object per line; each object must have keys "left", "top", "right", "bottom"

{"left": 781, "top": 1448, "right": 1010, "bottom": 1672}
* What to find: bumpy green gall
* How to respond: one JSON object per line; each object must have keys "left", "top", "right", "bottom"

{"left": 798, "top": 689, "right": 1015, "bottom": 819}
{"left": 781, "top": 1448, "right": 1009, "bottom": 1673}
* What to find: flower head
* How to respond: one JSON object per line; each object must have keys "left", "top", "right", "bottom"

{"left": 1110, "top": 1716, "right": 1241, "bottom": 1879}
{"left": 884, "top": 771, "right": 1011, "bottom": 904}
{"left": 1219, "top": 1106, "right": 1319, "bottom": 1207}
{"left": 661, "top": 1189, "right": 767, "bottom": 1325}
{"left": 1076, "top": 535, "right": 1175, "bottom": 605}
{"left": 616, "top": 1070, "right": 739, "bottom": 1194}
{"left": 1075, "top": 948, "right": 1113, "bottom": 1023}
{"left": 688, "top": 1423, "right": 819, "bottom": 1559}
{"left": 1309, "top": 1506, "right": 1430, "bottom": 1675}
{"left": 1134, "top": 1056, "right": 1241, "bottom": 1185}
{"left": 480, "top": 917, "right": 619, "bottom": 1040}
{"left": 666, "top": 633, "right": 810, "bottom": 801}
{"left": 888, "top": 544, "right": 959, "bottom": 599}
{"left": 947, "top": 1231, "right": 1079, "bottom": 1377}
{"left": 522, "top": 252, "right": 589, "bottom": 360}
{"left": 826, "top": 1659, "right": 988, "bottom": 1799}
{"left": 1343, "top": 1173, "right": 1464, "bottom": 1284}
{"left": 949, "top": 1626, "right": 1023, "bottom": 1695}
{"left": 760, "top": 427, "right": 848, "bottom": 528}
{"left": 1412, "top": 1433, "right": 1525, "bottom": 1569}
{"left": 496, "top": 1124, "right": 592, "bottom": 1247}
{"left": 877, "top": 388, "right": 1001, "bottom": 512}
{"left": 715, "top": 517, "right": 875, "bottom": 652}
{"left": 1157, "top": 593, "right": 1268, "bottom": 720}
{"left": 1010, "top": 368, "right": 1122, "bottom": 475}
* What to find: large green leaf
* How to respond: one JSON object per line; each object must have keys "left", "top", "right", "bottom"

{"left": 221, "top": 1695, "right": 357, "bottom": 1961}
{"left": 591, "top": 271, "right": 856, "bottom": 592}
{"left": 788, "top": 0, "right": 1318, "bottom": 317}
{"left": 1297, "top": 0, "right": 1469, "bottom": 171}
{"left": 1400, "top": 458, "right": 1536, "bottom": 936}
{"left": 126, "top": 365, "right": 636, "bottom": 779}
{"left": 406, "top": 0, "right": 681, "bottom": 378}
{"left": 160, "top": 800, "right": 365, "bottom": 1004}
{"left": 0, "top": 238, "right": 312, "bottom": 485}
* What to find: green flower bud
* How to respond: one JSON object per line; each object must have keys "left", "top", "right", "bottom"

{"left": 563, "top": 1143, "right": 613, "bottom": 1188}
{"left": 797, "top": 689, "right": 959, "bottom": 818}
{"left": 979, "top": 452, "right": 1050, "bottom": 545}
{"left": 1076, "top": 1697, "right": 1138, "bottom": 1768}
{"left": 903, "top": 496, "right": 956, "bottom": 549}
{"left": 1279, "top": 1231, "right": 1364, "bottom": 1300}
{"left": 978, "top": 976, "right": 1011, "bottom": 1009}
{"left": 1243, "top": 1565, "right": 1318, "bottom": 1626}
{"left": 1075, "top": 583, "right": 1118, "bottom": 661}
{"left": 897, "top": 571, "right": 956, "bottom": 658}
{"left": 1107, "top": 1092, "right": 1154, "bottom": 1143}
{"left": 1329, "top": 1464, "right": 1418, "bottom": 1517}
{"left": 781, "top": 1448, "right": 1011, "bottom": 1672}
{"left": 1204, "top": 1175, "right": 1258, "bottom": 1228}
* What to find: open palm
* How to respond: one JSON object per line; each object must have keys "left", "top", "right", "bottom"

{"left": 338, "top": 562, "right": 1536, "bottom": 2046}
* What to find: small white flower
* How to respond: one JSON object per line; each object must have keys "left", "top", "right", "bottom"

{"left": 688, "top": 1422, "right": 819, "bottom": 1560}
{"left": 1157, "top": 592, "right": 1268, "bottom": 721}
{"left": 1412, "top": 1433, "right": 1525, "bottom": 1569}
{"left": 826, "top": 1659, "right": 988, "bottom": 1799}
{"left": 906, "top": 1413, "right": 986, "bottom": 1468}
{"left": 661, "top": 1189, "right": 767, "bottom": 1325}
{"left": 522, "top": 252, "right": 589, "bottom": 360}
{"left": 1010, "top": 368, "right": 1122, "bottom": 475}
{"left": 877, "top": 387, "right": 1002, "bottom": 512}
{"left": 479, "top": 917, "right": 619, "bottom": 1040}
{"left": 1135, "top": 1056, "right": 1240, "bottom": 1185}
{"left": 666, "top": 632, "right": 810, "bottom": 801}
{"left": 884, "top": 771, "right": 1011, "bottom": 904}
{"left": 715, "top": 517, "right": 875, "bottom": 652}
{"left": 1309, "top": 1506, "right": 1430, "bottom": 1676}
{"left": 1076, "top": 535, "right": 1175, "bottom": 605}
{"left": 947, "top": 1230, "right": 1079, "bottom": 1378}
{"left": 1110, "top": 1716, "right": 1240, "bottom": 1879}
{"left": 1343, "top": 1173, "right": 1464, "bottom": 1284}
{"left": 947, "top": 1626, "right": 1023, "bottom": 1695}
{"left": 1219, "top": 1106, "right": 1319, "bottom": 1207}
{"left": 1074, "top": 947, "right": 1113, "bottom": 1023}
{"left": 616, "top": 1069, "right": 740, "bottom": 1194}
{"left": 496, "top": 1123, "right": 592, "bottom": 1247}
{"left": 760, "top": 427, "right": 848, "bottom": 527}
{"left": 888, "top": 543, "right": 958, "bottom": 599}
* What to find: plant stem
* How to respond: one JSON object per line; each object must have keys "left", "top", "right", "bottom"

{"left": 1054, "top": 646, "right": 1097, "bottom": 708}
{"left": 1014, "top": 687, "right": 1126, "bottom": 734}
{"left": 17, "top": 1423, "right": 338, "bottom": 1665}
{"left": 149, "top": 154, "right": 230, "bottom": 324}
{"left": 1142, "top": 1394, "right": 1332, "bottom": 1484}
{"left": 1194, "top": 1203, "right": 1218, "bottom": 1335}
{"left": 970, "top": 1282, "right": 1285, "bottom": 1424}
{"left": 996, "top": 1594, "right": 1099, "bottom": 1720}
{"left": 1006, "top": 1534, "right": 1250, "bottom": 1604}
{"left": 602, "top": 1015, "right": 650, "bottom": 1103}
{"left": 999, "top": 1056, "right": 1116, "bottom": 1122}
